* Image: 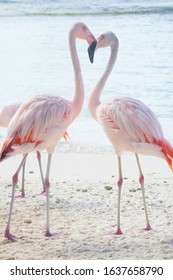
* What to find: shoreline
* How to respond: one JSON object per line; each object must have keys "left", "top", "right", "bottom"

{"left": 0, "top": 152, "right": 173, "bottom": 259}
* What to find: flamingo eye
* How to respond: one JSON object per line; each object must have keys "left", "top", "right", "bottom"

{"left": 100, "top": 35, "right": 104, "bottom": 40}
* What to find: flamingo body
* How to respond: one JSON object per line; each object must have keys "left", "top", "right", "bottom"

{"left": 1, "top": 95, "right": 72, "bottom": 158}
{"left": 97, "top": 96, "right": 173, "bottom": 168}
{"left": 0, "top": 102, "right": 20, "bottom": 127}
{"left": 88, "top": 31, "right": 173, "bottom": 234}
{"left": 0, "top": 22, "right": 96, "bottom": 241}
{"left": 0, "top": 101, "right": 45, "bottom": 197}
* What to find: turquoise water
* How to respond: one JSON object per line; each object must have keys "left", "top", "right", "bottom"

{"left": 0, "top": 0, "right": 173, "bottom": 16}
{"left": 0, "top": 1, "right": 173, "bottom": 152}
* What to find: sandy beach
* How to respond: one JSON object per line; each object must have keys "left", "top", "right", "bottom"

{"left": 0, "top": 152, "right": 172, "bottom": 260}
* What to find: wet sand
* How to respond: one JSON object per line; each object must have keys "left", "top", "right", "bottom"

{"left": 0, "top": 152, "right": 173, "bottom": 259}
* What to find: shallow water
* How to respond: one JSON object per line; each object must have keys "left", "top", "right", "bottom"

{"left": 0, "top": 0, "right": 173, "bottom": 152}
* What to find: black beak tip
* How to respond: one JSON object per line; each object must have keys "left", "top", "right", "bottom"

{"left": 88, "top": 41, "right": 97, "bottom": 63}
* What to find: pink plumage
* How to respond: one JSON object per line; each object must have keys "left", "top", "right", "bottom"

{"left": 0, "top": 22, "right": 96, "bottom": 242}
{"left": 97, "top": 97, "right": 173, "bottom": 168}
{"left": 0, "top": 101, "right": 46, "bottom": 198}
{"left": 88, "top": 31, "right": 173, "bottom": 235}
{"left": 0, "top": 95, "right": 71, "bottom": 159}
{"left": 0, "top": 102, "right": 20, "bottom": 127}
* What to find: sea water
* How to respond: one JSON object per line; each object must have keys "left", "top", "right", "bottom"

{"left": 0, "top": 0, "right": 173, "bottom": 153}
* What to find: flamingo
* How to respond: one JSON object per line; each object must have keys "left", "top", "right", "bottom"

{"left": 0, "top": 102, "right": 45, "bottom": 198}
{"left": 88, "top": 31, "right": 173, "bottom": 235}
{"left": 0, "top": 22, "right": 96, "bottom": 241}
{"left": 0, "top": 102, "right": 69, "bottom": 197}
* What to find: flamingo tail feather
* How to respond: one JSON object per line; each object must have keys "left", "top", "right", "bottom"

{"left": 160, "top": 138, "right": 173, "bottom": 170}
{"left": 0, "top": 137, "right": 14, "bottom": 161}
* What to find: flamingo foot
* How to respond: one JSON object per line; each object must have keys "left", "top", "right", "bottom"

{"left": 39, "top": 190, "right": 46, "bottom": 196}
{"left": 44, "top": 230, "right": 57, "bottom": 237}
{"left": 4, "top": 229, "right": 19, "bottom": 242}
{"left": 144, "top": 224, "right": 152, "bottom": 231}
{"left": 15, "top": 192, "right": 25, "bottom": 199}
{"left": 115, "top": 228, "right": 123, "bottom": 235}
{"left": 106, "top": 228, "right": 123, "bottom": 236}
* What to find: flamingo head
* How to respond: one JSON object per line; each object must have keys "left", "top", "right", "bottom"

{"left": 70, "top": 22, "right": 97, "bottom": 50}
{"left": 88, "top": 31, "right": 119, "bottom": 63}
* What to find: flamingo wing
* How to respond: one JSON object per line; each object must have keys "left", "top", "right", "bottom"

{"left": 0, "top": 95, "right": 71, "bottom": 160}
{"left": 98, "top": 97, "right": 173, "bottom": 169}
{"left": 99, "top": 97, "right": 163, "bottom": 142}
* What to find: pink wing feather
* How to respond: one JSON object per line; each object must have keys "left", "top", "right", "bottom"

{"left": 98, "top": 97, "right": 173, "bottom": 170}
{"left": 0, "top": 95, "right": 71, "bottom": 161}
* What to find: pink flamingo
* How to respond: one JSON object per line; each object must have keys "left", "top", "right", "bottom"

{"left": 0, "top": 102, "right": 69, "bottom": 197}
{"left": 0, "top": 102, "right": 45, "bottom": 198}
{"left": 0, "top": 22, "right": 96, "bottom": 241}
{"left": 88, "top": 31, "right": 173, "bottom": 235}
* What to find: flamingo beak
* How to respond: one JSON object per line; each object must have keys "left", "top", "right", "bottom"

{"left": 88, "top": 41, "right": 97, "bottom": 63}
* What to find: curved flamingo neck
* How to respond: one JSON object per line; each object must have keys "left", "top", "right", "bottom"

{"left": 89, "top": 45, "right": 118, "bottom": 120}
{"left": 69, "top": 31, "right": 84, "bottom": 119}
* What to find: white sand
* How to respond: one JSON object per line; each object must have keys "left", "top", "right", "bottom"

{"left": 0, "top": 152, "right": 173, "bottom": 259}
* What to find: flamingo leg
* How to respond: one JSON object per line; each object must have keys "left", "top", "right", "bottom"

{"left": 5, "top": 154, "right": 28, "bottom": 242}
{"left": 135, "top": 153, "right": 151, "bottom": 231}
{"left": 115, "top": 156, "right": 123, "bottom": 235}
{"left": 21, "top": 160, "right": 26, "bottom": 196}
{"left": 15, "top": 154, "right": 27, "bottom": 198}
{"left": 44, "top": 154, "right": 54, "bottom": 237}
{"left": 36, "top": 151, "right": 45, "bottom": 195}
